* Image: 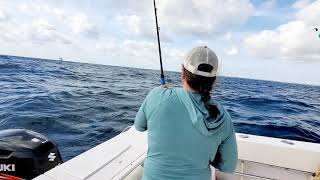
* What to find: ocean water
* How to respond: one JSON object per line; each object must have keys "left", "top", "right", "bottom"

{"left": 0, "top": 55, "right": 319, "bottom": 161}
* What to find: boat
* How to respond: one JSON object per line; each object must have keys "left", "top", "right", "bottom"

{"left": 33, "top": 126, "right": 320, "bottom": 180}
{"left": 2, "top": 1, "right": 319, "bottom": 179}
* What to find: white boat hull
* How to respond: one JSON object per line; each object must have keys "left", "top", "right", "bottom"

{"left": 34, "top": 127, "right": 320, "bottom": 180}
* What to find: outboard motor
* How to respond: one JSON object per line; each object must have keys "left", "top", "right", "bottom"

{"left": 0, "top": 129, "right": 63, "bottom": 180}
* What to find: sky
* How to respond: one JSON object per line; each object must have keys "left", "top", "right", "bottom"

{"left": 0, "top": 0, "right": 319, "bottom": 85}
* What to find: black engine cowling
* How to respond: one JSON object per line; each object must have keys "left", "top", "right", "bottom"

{"left": 0, "top": 129, "right": 63, "bottom": 180}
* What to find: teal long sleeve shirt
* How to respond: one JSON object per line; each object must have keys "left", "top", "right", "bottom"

{"left": 134, "top": 87, "right": 238, "bottom": 180}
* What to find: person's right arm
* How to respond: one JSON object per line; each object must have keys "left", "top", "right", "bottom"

{"left": 211, "top": 107, "right": 238, "bottom": 173}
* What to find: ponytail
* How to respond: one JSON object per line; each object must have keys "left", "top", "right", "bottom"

{"left": 183, "top": 67, "right": 219, "bottom": 119}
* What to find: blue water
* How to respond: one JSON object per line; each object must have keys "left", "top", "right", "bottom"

{"left": 0, "top": 55, "right": 320, "bottom": 161}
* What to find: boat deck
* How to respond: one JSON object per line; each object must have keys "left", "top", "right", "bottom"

{"left": 34, "top": 127, "right": 320, "bottom": 180}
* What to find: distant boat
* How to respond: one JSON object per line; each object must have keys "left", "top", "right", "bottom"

{"left": 59, "top": 57, "right": 63, "bottom": 61}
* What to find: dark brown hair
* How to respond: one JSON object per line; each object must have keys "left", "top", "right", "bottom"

{"left": 183, "top": 66, "right": 219, "bottom": 119}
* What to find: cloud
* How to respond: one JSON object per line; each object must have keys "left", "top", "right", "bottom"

{"left": 0, "top": 1, "right": 102, "bottom": 47}
{"left": 112, "top": 0, "right": 253, "bottom": 38}
{"left": 225, "top": 46, "right": 239, "bottom": 56}
{"left": 0, "top": 5, "right": 73, "bottom": 45}
{"left": 114, "top": 14, "right": 172, "bottom": 42}
{"left": 0, "top": 18, "right": 72, "bottom": 45}
{"left": 96, "top": 39, "right": 184, "bottom": 58}
{"left": 167, "top": 48, "right": 185, "bottom": 60}
{"left": 295, "top": 0, "right": 320, "bottom": 25}
{"left": 292, "top": 0, "right": 311, "bottom": 9}
{"left": 114, "top": 14, "right": 153, "bottom": 38}
{"left": 244, "top": 0, "right": 320, "bottom": 61}
{"left": 66, "top": 14, "right": 99, "bottom": 38}
{"left": 223, "top": 32, "right": 233, "bottom": 41}
{"left": 160, "top": 0, "right": 253, "bottom": 36}
{"left": 28, "top": 19, "right": 72, "bottom": 44}
{"left": 254, "top": 0, "right": 277, "bottom": 17}
{"left": 48, "top": 8, "right": 99, "bottom": 38}
{"left": 96, "top": 39, "right": 185, "bottom": 63}
{"left": 2, "top": 1, "right": 99, "bottom": 40}
{"left": 195, "top": 40, "right": 209, "bottom": 45}
{"left": 96, "top": 40, "right": 157, "bottom": 57}
{"left": 95, "top": 39, "right": 185, "bottom": 71}
{"left": 0, "top": 9, "right": 9, "bottom": 21}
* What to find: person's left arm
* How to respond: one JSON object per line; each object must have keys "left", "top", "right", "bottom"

{"left": 134, "top": 97, "right": 148, "bottom": 132}
{"left": 134, "top": 86, "right": 164, "bottom": 132}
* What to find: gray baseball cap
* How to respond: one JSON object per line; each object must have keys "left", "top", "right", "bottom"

{"left": 183, "top": 46, "right": 219, "bottom": 77}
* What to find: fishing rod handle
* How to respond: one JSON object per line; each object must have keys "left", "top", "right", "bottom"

{"left": 160, "top": 78, "right": 165, "bottom": 85}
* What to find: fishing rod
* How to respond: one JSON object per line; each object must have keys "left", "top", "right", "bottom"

{"left": 153, "top": 0, "right": 165, "bottom": 85}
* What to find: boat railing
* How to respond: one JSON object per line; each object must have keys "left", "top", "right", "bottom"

{"left": 233, "top": 159, "right": 316, "bottom": 180}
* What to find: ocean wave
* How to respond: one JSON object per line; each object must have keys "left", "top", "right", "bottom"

{"left": 235, "top": 121, "right": 320, "bottom": 143}
{"left": 0, "top": 63, "right": 22, "bottom": 70}
{"left": 0, "top": 55, "right": 319, "bottom": 160}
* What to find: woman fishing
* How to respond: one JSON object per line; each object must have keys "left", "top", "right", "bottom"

{"left": 134, "top": 46, "right": 238, "bottom": 180}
